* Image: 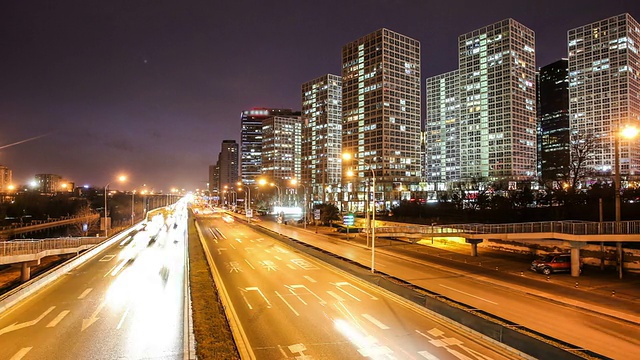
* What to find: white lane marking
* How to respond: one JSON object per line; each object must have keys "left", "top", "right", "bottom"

{"left": 104, "top": 263, "right": 118, "bottom": 277}
{"left": 215, "top": 228, "right": 227, "bottom": 239}
{"left": 334, "top": 282, "right": 378, "bottom": 300}
{"left": 457, "top": 344, "right": 495, "bottom": 360}
{"left": 275, "top": 291, "right": 300, "bottom": 316}
{"left": 117, "top": 308, "right": 130, "bottom": 329}
{"left": 78, "top": 288, "right": 93, "bottom": 299}
{"left": 287, "top": 264, "right": 296, "bottom": 270}
{"left": 274, "top": 256, "right": 282, "bottom": 261}
{"left": 99, "top": 255, "right": 115, "bottom": 262}
{"left": 439, "top": 284, "right": 498, "bottom": 305}
{"left": 418, "top": 350, "right": 439, "bottom": 359}
{"left": 362, "top": 314, "right": 389, "bottom": 329}
{"left": 9, "top": 347, "right": 32, "bottom": 360}
{"left": 229, "top": 243, "right": 236, "bottom": 250}
{"left": 46, "top": 310, "right": 70, "bottom": 327}
{"left": 110, "top": 260, "right": 128, "bottom": 276}
{"left": 217, "top": 248, "right": 227, "bottom": 255}
{"left": 303, "top": 276, "right": 316, "bottom": 283}
{"left": 244, "top": 259, "right": 255, "bottom": 270}
{"left": 0, "top": 306, "right": 55, "bottom": 335}
{"left": 445, "top": 348, "right": 474, "bottom": 360}
{"left": 327, "top": 291, "right": 345, "bottom": 302}
{"left": 235, "top": 238, "right": 242, "bottom": 243}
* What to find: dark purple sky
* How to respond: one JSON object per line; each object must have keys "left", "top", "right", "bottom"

{"left": 1, "top": 1, "right": 638, "bottom": 192}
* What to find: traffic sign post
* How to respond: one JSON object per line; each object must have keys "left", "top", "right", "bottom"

{"left": 343, "top": 213, "right": 355, "bottom": 239}
{"left": 314, "top": 209, "right": 321, "bottom": 233}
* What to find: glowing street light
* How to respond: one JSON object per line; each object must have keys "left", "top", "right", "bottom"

{"left": 237, "top": 181, "right": 251, "bottom": 224}
{"left": 614, "top": 125, "right": 638, "bottom": 279}
{"left": 342, "top": 152, "right": 376, "bottom": 273}
{"left": 290, "top": 179, "right": 307, "bottom": 229}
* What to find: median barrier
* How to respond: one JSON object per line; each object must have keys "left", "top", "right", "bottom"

{"left": 251, "top": 222, "right": 609, "bottom": 360}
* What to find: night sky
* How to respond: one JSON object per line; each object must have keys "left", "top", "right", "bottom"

{"left": 1, "top": 1, "right": 639, "bottom": 192}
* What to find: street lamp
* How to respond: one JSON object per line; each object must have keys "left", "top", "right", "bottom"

{"left": 237, "top": 181, "right": 251, "bottom": 224}
{"left": 614, "top": 125, "right": 638, "bottom": 279}
{"left": 343, "top": 152, "right": 376, "bottom": 273}
{"left": 131, "top": 190, "right": 136, "bottom": 226}
{"left": 290, "top": 179, "right": 307, "bottom": 229}
{"left": 104, "top": 175, "right": 126, "bottom": 237}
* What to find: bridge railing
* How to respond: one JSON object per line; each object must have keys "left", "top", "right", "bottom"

{"left": 0, "top": 214, "right": 98, "bottom": 232}
{"left": 0, "top": 237, "right": 104, "bottom": 257}
{"left": 373, "top": 220, "right": 640, "bottom": 236}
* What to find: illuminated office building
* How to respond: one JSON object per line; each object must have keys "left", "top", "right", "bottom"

{"left": 240, "top": 108, "right": 295, "bottom": 185}
{"left": 261, "top": 113, "right": 302, "bottom": 187}
{"left": 568, "top": 13, "right": 640, "bottom": 177}
{"left": 425, "top": 70, "right": 461, "bottom": 190}
{"left": 341, "top": 28, "right": 421, "bottom": 210}
{"left": 301, "top": 74, "right": 342, "bottom": 204}
{"left": 458, "top": 19, "right": 537, "bottom": 184}
{"left": 217, "top": 139, "right": 238, "bottom": 191}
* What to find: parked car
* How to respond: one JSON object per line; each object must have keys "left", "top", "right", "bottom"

{"left": 531, "top": 253, "right": 580, "bottom": 275}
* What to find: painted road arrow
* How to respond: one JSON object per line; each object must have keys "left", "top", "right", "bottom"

{"left": 0, "top": 306, "right": 55, "bottom": 336}
{"left": 82, "top": 302, "right": 106, "bottom": 331}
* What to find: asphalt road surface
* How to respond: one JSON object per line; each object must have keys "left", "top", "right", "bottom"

{"left": 198, "top": 215, "right": 523, "bottom": 360}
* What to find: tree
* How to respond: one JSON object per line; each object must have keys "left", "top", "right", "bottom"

{"left": 315, "top": 203, "right": 340, "bottom": 226}
{"left": 566, "top": 130, "right": 601, "bottom": 192}
{"left": 70, "top": 204, "right": 100, "bottom": 236}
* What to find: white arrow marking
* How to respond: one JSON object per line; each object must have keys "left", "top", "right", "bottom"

{"left": 46, "top": 310, "right": 70, "bottom": 327}
{"left": 245, "top": 287, "right": 272, "bottom": 308}
{"left": 0, "top": 306, "right": 55, "bottom": 336}
{"left": 418, "top": 350, "right": 439, "bottom": 359}
{"left": 303, "top": 276, "right": 317, "bottom": 283}
{"left": 217, "top": 248, "right": 227, "bottom": 255}
{"left": 9, "top": 347, "right": 32, "bottom": 360}
{"left": 78, "top": 288, "right": 93, "bottom": 299}
{"left": 327, "top": 291, "right": 345, "bottom": 302}
{"left": 235, "top": 238, "right": 242, "bottom": 243}
{"left": 287, "top": 285, "right": 326, "bottom": 305}
{"left": 82, "top": 302, "right": 106, "bottom": 331}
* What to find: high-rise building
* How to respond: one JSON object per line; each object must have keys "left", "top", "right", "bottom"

{"left": 208, "top": 164, "right": 219, "bottom": 194}
{"left": 568, "top": 13, "right": 640, "bottom": 177}
{"left": 218, "top": 139, "right": 238, "bottom": 192}
{"left": 34, "top": 174, "right": 72, "bottom": 194}
{"left": 425, "top": 70, "right": 461, "bottom": 190}
{"left": 240, "top": 108, "right": 295, "bottom": 185}
{"left": 458, "top": 19, "right": 537, "bottom": 184}
{"left": 0, "top": 165, "right": 12, "bottom": 191}
{"left": 342, "top": 28, "right": 421, "bottom": 211}
{"left": 261, "top": 113, "right": 302, "bottom": 187}
{"left": 301, "top": 74, "right": 342, "bottom": 204}
{"left": 538, "top": 59, "right": 570, "bottom": 182}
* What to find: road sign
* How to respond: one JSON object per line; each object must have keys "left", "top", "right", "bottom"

{"left": 313, "top": 209, "right": 321, "bottom": 220}
{"left": 246, "top": 209, "right": 253, "bottom": 218}
{"left": 343, "top": 214, "right": 354, "bottom": 226}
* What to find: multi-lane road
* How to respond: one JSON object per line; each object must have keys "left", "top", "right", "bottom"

{"left": 0, "top": 207, "right": 188, "bottom": 360}
{"left": 197, "top": 214, "right": 522, "bottom": 359}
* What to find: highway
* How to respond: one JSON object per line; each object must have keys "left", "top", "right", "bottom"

{"left": 197, "top": 214, "right": 522, "bottom": 360}
{"left": 257, "top": 220, "right": 640, "bottom": 359}
{"left": 0, "top": 207, "right": 188, "bottom": 360}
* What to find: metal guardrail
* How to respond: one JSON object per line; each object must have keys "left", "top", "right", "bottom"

{"left": 0, "top": 237, "right": 104, "bottom": 257}
{"left": 373, "top": 220, "right": 640, "bottom": 236}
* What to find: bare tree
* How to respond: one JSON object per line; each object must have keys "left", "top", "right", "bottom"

{"left": 70, "top": 205, "right": 100, "bottom": 236}
{"left": 566, "top": 130, "right": 601, "bottom": 192}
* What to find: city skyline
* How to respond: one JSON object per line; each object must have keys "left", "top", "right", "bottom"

{"left": 2, "top": 1, "right": 639, "bottom": 190}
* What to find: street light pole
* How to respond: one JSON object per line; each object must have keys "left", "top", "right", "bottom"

{"left": 131, "top": 190, "right": 135, "bottom": 226}
{"left": 104, "top": 183, "right": 110, "bottom": 237}
{"left": 370, "top": 165, "right": 376, "bottom": 274}
{"left": 238, "top": 182, "right": 251, "bottom": 224}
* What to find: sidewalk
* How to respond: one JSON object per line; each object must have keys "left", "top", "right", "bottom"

{"left": 263, "top": 218, "right": 640, "bottom": 324}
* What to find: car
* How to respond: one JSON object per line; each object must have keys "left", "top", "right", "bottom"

{"left": 530, "top": 253, "right": 580, "bottom": 275}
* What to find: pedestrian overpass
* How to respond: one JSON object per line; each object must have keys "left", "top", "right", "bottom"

{"left": 371, "top": 220, "right": 640, "bottom": 277}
